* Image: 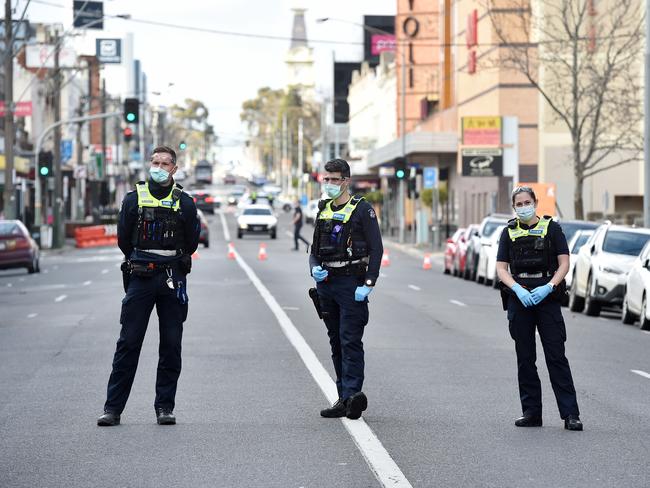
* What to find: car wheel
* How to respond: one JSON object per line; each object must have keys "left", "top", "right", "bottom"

{"left": 444, "top": 261, "right": 450, "bottom": 275}
{"left": 640, "top": 294, "right": 650, "bottom": 331}
{"left": 621, "top": 293, "right": 636, "bottom": 325}
{"left": 584, "top": 272, "right": 601, "bottom": 317}
{"left": 237, "top": 231, "right": 243, "bottom": 239}
{"left": 270, "top": 231, "right": 277, "bottom": 240}
{"left": 27, "top": 255, "right": 39, "bottom": 274}
{"left": 569, "top": 274, "right": 585, "bottom": 312}
{"left": 477, "top": 270, "right": 484, "bottom": 285}
{"left": 204, "top": 240, "right": 210, "bottom": 249}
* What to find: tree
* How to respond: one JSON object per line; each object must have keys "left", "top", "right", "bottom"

{"left": 165, "top": 98, "right": 215, "bottom": 161}
{"left": 487, "top": 0, "right": 644, "bottom": 219}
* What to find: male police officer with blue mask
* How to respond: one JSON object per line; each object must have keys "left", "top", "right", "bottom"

{"left": 310, "top": 158, "right": 383, "bottom": 419}
{"left": 98, "top": 146, "right": 200, "bottom": 427}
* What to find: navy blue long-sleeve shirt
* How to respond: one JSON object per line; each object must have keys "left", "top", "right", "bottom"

{"left": 117, "top": 178, "right": 200, "bottom": 260}
{"left": 309, "top": 198, "right": 384, "bottom": 284}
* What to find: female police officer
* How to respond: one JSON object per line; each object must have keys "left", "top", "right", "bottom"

{"left": 495, "top": 187, "right": 583, "bottom": 431}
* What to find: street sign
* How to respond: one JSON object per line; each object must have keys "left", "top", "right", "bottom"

{"left": 96, "top": 38, "right": 121, "bottom": 63}
{"left": 73, "top": 1, "right": 104, "bottom": 29}
{"left": 91, "top": 144, "right": 113, "bottom": 163}
{"left": 61, "top": 140, "right": 73, "bottom": 162}
{"left": 461, "top": 148, "right": 503, "bottom": 177}
{"left": 423, "top": 167, "right": 438, "bottom": 188}
{"left": 0, "top": 101, "right": 32, "bottom": 117}
{"left": 73, "top": 165, "right": 87, "bottom": 180}
{"left": 379, "top": 166, "right": 395, "bottom": 177}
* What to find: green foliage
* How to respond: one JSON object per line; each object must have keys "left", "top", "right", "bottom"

{"left": 420, "top": 188, "right": 433, "bottom": 208}
{"left": 364, "top": 190, "right": 383, "bottom": 205}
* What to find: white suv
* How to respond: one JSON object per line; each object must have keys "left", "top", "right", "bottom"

{"left": 569, "top": 224, "right": 650, "bottom": 316}
{"left": 622, "top": 241, "right": 650, "bottom": 330}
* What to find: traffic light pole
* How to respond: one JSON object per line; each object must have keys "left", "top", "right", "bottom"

{"left": 34, "top": 112, "right": 121, "bottom": 230}
{"left": 399, "top": 45, "right": 406, "bottom": 244}
{"left": 3, "top": 0, "right": 15, "bottom": 219}
{"left": 52, "top": 30, "right": 63, "bottom": 248}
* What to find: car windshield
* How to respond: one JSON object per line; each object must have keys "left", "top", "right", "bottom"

{"left": 243, "top": 208, "right": 272, "bottom": 216}
{"left": 602, "top": 231, "right": 650, "bottom": 256}
{"left": 560, "top": 222, "right": 599, "bottom": 244}
{"left": 571, "top": 233, "right": 592, "bottom": 254}
{"left": 0, "top": 222, "right": 22, "bottom": 236}
{"left": 482, "top": 221, "right": 506, "bottom": 237}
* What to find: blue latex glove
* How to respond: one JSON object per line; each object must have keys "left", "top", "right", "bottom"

{"left": 311, "top": 266, "right": 328, "bottom": 283}
{"left": 530, "top": 283, "right": 554, "bottom": 305}
{"left": 355, "top": 285, "right": 373, "bottom": 302}
{"left": 512, "top": 283, "right": 535, "bottom": 307}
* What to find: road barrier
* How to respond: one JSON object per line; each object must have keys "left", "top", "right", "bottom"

{"left": 74, "top": 225, "right": 118, "bottom": 248}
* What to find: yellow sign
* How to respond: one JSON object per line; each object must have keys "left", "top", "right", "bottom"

{"left": 462, "top": 116, "right": 502, "bottom": 145}
{"left": 0, "top": 155, "right": 30, "bottom": 174}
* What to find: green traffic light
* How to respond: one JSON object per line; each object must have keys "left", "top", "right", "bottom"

{"left": 179, "top": 142, "right": 187, "bottom": 150}
{"left": 40, "top": 166, "right": 49, "bottom": 176}
{"left": 126, "top": 113, "right": 136, "bottom": 122}
{"left": 396, "top": 169, "right": 405, "bottom": 179}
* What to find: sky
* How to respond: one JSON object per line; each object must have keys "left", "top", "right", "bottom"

{"left": 21, "top": 0, "right": 396, "bottom": 162}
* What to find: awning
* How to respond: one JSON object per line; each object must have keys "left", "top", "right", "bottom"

{"left": 367, "top": 131, "right": 458, "bottom": 168}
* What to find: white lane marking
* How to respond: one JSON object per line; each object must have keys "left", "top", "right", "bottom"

{"left": 220, "top": 216, "right": 412, "bottom": 488}
{"left": 101, "top": 269, "right": 109, "bottom": 274}
{"left": 83, "top": 280, "right": 92, "bottom": 286}
{"left": 27, "top": 313, "right": 38, "bottom": 319}
{"left": 450, "top": 299, "right": 467, "bottom": 307}
{"left": 408, "top": 284, "right": 421, "bottom": 291}
{"left": 631, "top": 369, "right": 650, "bottom": 379}
{"left": 282, "top": 306, "right": 300, "bottom": 311}
{"left": 54, "top": 294, "right": 67, "bottom": 303}
{"left": 23, "top": 284, "right": 67, "bottom": 292}
{"left": 219, "top": 211, "right": 232, "bottom": 241}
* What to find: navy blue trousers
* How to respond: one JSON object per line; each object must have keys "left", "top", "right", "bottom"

{"left": 507, "top": 297, "right": 579, "bottom": 419}
{"left": 317, "top": 275, "right": 369, "bottom": 400}
{"left": 104, "top": 270, "right": 188, "bottom": 414}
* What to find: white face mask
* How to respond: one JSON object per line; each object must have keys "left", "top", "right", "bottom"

{"left": 323, "top": 183, "right": 343, "bottom": 199}
{"left": 515, "top": 205, "right": 536, "bottom": 221}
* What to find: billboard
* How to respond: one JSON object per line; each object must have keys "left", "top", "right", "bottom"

{"left": 461, "top": 148, "right": 503, "bottom": 177}
{"left": 364, "top": 15, "right": 395, "bottom": 66}
{"left": 96, "top": 38, "right": 122, "bottom": 63}
{"left": 371, "top": 35, "right": 396, "bottom": 55}
{"left": 25, "top": 44, "right": 77, "bottom": 69}
{"left": 462, "top": 116, "right": 502, "bottom": 145}
{"left": 0, "top": 101, "right": 32, "bottom": 117}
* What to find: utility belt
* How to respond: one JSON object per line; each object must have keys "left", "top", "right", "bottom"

{"left": 322, "top": 262, "right": 368, "bottom": 277}
{"left": 499, "top": 278, "right": 567, "bottom": 310}
{"left": 514, "top": 271, "right": 553, "bottom": 279}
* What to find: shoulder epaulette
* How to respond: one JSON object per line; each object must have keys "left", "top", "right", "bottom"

{"left": 507, "top": 218, "right": 518, "bottom": 229}
{"left": 318, "top": 199, "right": 330, "bottom": 211}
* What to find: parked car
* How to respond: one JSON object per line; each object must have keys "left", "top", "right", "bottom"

{"left": 465, "top": 214, "right": 511, "bottom": 281}
{"left": 227, "top": 188, "right": 246, "bottom": 206}
{"left": 557, "top": 219, "right": 600, "bottom": 245}
{"left": 305, "top": 199, "right": 319, "bottom": 225}
{"left": 622, "top": 241, "right": 650, "bottom": 330}
{"left": 0, "top": 220, "right": 40, "bottom": 273}
{"left": 476, "top": 224, "right": 506, "bottom": 287}
{"left": 454, "top": 224, "right": 479, "bottom": 277}
{"left": 237, "top": 204, "right": 278, "bottom": 239}
{"left": 223, "top": 174, "right": 237, "bottom": 184}
{"left": 570, "top": 224, "right": 650, "bottom": 316}
{"left": 197, "top": 209, "right": 209, "bottom": 248}
{"left": 444, "top": 228, "right": 465, "bottom": 275}
{"left": 191, "top": 190, "right": 219, "bottom": 214}
{"left": 565, "top": 229, "right": 595, "bottom": 289}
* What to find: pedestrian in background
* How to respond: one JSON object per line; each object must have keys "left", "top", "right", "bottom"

{"left": 97, "top": 146, "right": 200, "bottom": 427}
{"left": 496, "top": 186, "right": 583, "bottom": 431}
{"left": 292, "top": 198, "right": 310, "bottom": 252}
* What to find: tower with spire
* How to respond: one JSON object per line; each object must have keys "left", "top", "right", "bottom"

{"left": 285, "top": 6, "right": 315, "bottom": 100}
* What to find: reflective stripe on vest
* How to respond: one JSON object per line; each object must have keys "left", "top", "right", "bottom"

{"left": 318, "top": 196, "right": 364, "bottom": 223}
{"left": 507, "top": 216, "right": 551, "bottom": 241}
{"left": 135, "top": 182, "right": 181, "bottom": 211}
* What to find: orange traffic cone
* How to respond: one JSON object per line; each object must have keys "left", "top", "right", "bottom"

{"left": 227, "top": 242, "right": 236, "bottom": 260}
{"left": 422, "top": 253, "right": 432, "bottom": 270}
{"left": 381, "top": 249, "right": 391, "bottom": 267}
{"left": 192, "top": 251, "right": 200, "bottom": 259}
{"left": 258, "top": 243, "right": 268, "bottom": 261}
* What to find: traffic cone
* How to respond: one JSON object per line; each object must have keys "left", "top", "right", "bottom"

{"left": 227, "top": 242, "right": 236, "bottom": 260}
{"left": 422, "top": 253, "right": 432, "bottom": 270}
{"left": 258, "top": 243, "right": 268, "bottom": 261}
{"left": 381, "top": 249, "right": 391, "bottom": 267}
{"left": 192, "top": 251, "right": 200, "bottom": 259}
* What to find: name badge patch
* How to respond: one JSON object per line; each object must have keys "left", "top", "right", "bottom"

{"left": 332, "top": 213, "right": 346, "bottom": 221}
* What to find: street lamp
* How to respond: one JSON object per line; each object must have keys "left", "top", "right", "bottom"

{"left": 316, "top": 17, "right": 408, "bottom": 243}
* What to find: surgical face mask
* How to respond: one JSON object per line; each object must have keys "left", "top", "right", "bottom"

{"left": 323, "top": 183, "right": 343, "bottom": 199}
{"left": 149, "top": 166, "right": 170, "bottom": 184}
{"left": 515, "top": 204, "right": 536, "bottom": 221}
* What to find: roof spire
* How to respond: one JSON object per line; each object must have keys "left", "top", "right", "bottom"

{"left": 290, "top": 8, "right": 308, "bottom": 49}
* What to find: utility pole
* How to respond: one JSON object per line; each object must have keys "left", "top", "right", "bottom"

{"left": 3, "top": 0, "right": 15, "bottom": 219}
{"left": 298, "top": 117, "right": 303, "bottom": 200}
{"left": 643, "top": 0, "right": 650, "bottom": 227}
{"left": 281, "top": 113, "right": 287, "bottom": 193}
{"left": 399, "top": 44, "right": 406, "bottom": 243}
{"left": 101, "top": 78, "right": 107, "bottom": 189}
{"left": 52, "top": 29, "right": 64, "bottom": 248}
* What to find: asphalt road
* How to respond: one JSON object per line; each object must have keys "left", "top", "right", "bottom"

{"left": 1, "top": 208, "right": 649, "bottom": 488}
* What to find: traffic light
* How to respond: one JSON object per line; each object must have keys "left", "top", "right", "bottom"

{"left": 123, "top": 98, "right": 139, "bottom": 123}
{"left": 394, "top": 157, "right": 407, "bottom": 180}
{"left": 38, "top": 151, "right": 53, "bottom": 177}
{"left": 179, "top": 141, "right": 187, "bottom": 150}
{"left": 123, "top": 127, "right": 133, "bottom": 142}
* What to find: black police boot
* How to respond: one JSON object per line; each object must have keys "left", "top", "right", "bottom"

{"left": 320, "top": 399, "right": 347, "bottom": 418}
{"left": 514, "top": 414, "right": 543, "bottom": 427}
{"left": 97, "top": 411, "right": 120, "bottom": 426}
{"left": 564, "top": 415, "right": 583, "bottom": 431}
{"left": 156, "top": 408, "right": 176, "bottom": 425}
{"left": 346, "top": 392, "right": 368, "bottom": 420}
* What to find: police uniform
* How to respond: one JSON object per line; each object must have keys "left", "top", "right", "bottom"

{"left": 497, "top": 216, "right": 580, "bottom": 422}
{"left": 102, "top": 178, "right": 200, "bottom": 420}
{"left": 309, "top": 195, "right": 383, "bottom": 404}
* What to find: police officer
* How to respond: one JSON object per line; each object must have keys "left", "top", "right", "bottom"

{"left": 310, "top": 158, "right": 383, "bottom": 420}
{"left": 496, "top": 186, "right": 583, "bottom": 431}
{"left": 97, "top": 146, "right": 200, "bottom": 427}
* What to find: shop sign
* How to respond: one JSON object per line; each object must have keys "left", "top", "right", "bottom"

{"left": 462, "top": 148, "right": 503, "bottom": 177}
{"left": 462, "top": 116, "right": 502, "bottom": 145}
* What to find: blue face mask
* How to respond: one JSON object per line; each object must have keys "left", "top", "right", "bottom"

{"left": 149, "top": 166, "right": 170, "bottom": 184}
{"left": 515, "top": 205, "right": 536, "bottom": 221}
{"left": 323, "top": 183, "right": 343, "bottom": 199}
